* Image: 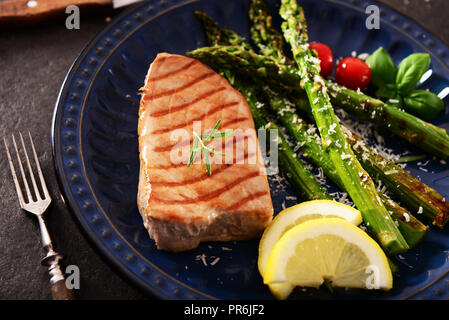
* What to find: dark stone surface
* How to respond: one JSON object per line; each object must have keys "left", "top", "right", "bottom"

{"left": 0, "top": 0, "right": 448, "bottom": 300}
{"left": 0, "top": 11, "right": 147, "bottom": 300}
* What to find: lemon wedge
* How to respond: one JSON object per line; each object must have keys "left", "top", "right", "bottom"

{"left": 258, "top": 200, "right": 362, "bottom": 299}
{"left": 264, "top": 218, "right": 392, "bottom": 294}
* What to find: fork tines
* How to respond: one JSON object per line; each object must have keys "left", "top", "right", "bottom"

{"left": 4, "top": 132, "right": 50, "bottom": 208}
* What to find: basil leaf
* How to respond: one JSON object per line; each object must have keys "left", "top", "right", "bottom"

{"left": 403, "top": 89, "right": 445, "bottom": 121}
{"left": 376, "top": 83, "right": 397, "bottom": 99}
{"left": 396, "top": 53, "right": 430, "bottom": 95}
{"left": 366, "top": 47, "right": 397, "bottom": 88}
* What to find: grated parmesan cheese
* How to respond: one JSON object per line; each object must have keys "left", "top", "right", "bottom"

{"left": 403, "top": 213, "right": 410, "bottom": 222}
{"left": 196, "top": 254, "right": 208, "bottom": 266}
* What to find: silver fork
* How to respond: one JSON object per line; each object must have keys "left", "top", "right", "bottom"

{"left": 4, "top": 132, "right": 75, "bottom": 300}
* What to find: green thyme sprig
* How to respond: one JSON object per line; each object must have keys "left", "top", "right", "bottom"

{"left": 188, "top": 119, "right": 235, "bottom": 176}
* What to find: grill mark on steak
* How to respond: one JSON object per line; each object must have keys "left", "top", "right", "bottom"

{"left": 150, "top": 102, "right": 241, "bottom": 135}
{"left": 149, "top": 71, "right": 217, "bottom": 101}
{"left": 226, "top": 191, "right": 269, "bottom": 211}
{"left": 151, "top": 133, "right": 247, "bottom": 167}
{"left": 150, "top": 60, "right": 198, "bottom": 81}
{"left": 138, "top": 53, "right": 273, "bottom": 252}
{"left": 149, "top": 86, "right": 228, "bottom": 118}
{"left": 150, "top": 152, "right": 255, "bottom": 186}
{"left": 150, "top": 171, "right": 262, "bottom": 204}
{"left": 152, "top": 117, "right": 248, "bottom": 151}
{"left": 149, "top": 132, "right": 251, "bottom": 169}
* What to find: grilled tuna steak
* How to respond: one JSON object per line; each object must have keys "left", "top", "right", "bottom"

{"left": 137, "top": 53, "right": 273, "bottom": 252}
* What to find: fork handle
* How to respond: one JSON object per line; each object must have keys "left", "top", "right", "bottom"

{"left": 43, "top": 253, "right": 76, "bottom": 300}
{"left": 51, "top": 279, "right": 76, "bottom": 300}
{"left": 38, "top": 215, "right": 75, "bottom": 300}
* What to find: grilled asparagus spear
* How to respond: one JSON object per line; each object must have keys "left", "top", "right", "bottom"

{"left": 266, "top": 88, "right": 428, "bottom": 247}
{"left": 278, "top": 0, "right": 408, "bottom": 254}
{"left": 194, "top": 9, "right": 429, "bottom": 246}
{"left": 194, "top": 11, "right": 254, "bottom": 52}
{"left": 249, "top": 1, "right": 290, "bottom": 65}
{"left": 195, "top": 11, "right": 330, "bottom": 201}
{"left": 246, "top": 0, "right": 449, "bottom": 227}
{"left": 251, "top": 0, "right": 449, "bottom": 159}
{"left": 325, "top": 81, "right": 449, "bottom": 160}
{"left": 293, "top": 94, "right": 448, "bottom": 228}
{"left": 188, "top": 44, "right": 449, "bottom": 226}
{"left": 188, "top": 44, "right": 449, "bottom": 160}
{"left": 226, "top": 72, "right": 331, "bottom": 201}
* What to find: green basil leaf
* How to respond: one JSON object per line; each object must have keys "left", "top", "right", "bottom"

{"left": 396, "top": 53, "right": 431, "bottom": 95}
{"left": 375, "top": 83, "right": 397, "bottom": 99}
{"left": 366, "top": 47, "right": 397, "bottom": 88}
{"left": 403, "top": 89, "right": 445, "bottom": 121}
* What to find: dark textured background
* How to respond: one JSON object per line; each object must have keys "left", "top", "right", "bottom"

{"left": 0, "top": 0, "right": 448, "bottom": 300}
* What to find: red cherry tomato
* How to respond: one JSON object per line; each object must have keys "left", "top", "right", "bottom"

{"left": 335, "top": 57, "right": 372, "bottom": 90}
{"left": 309, "top": 42, "right": 334, "bottom": 78}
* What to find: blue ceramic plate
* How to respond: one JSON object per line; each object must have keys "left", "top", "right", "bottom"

{"left": 52, "top": 0, "right": 449, "bottom": 299}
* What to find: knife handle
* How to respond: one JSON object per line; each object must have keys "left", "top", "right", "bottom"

{"left": 0, "top": 0, "right": 112, "bottom": 28}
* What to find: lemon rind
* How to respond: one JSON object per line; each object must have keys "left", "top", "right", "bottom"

{"left": 264, "top": 218, "right": 393, "bottom": 290}
{"left": 258, "top": 200, "right": 362, "bottom": 276}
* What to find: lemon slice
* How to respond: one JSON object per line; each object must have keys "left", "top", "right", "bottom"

{"left": 258, "top": 200, "right": 362, "bottom": 299}
{"left": 264, "top": 218, "right": 392, "bottom": 293}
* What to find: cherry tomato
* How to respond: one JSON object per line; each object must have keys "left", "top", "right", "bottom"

{"left": 309, "top": 42, "right": 334, "bottom": 78}
{"left": 335, "top": 57, "right": 372, "bottom": 90}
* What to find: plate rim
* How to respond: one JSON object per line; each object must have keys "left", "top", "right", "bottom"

{"left": 51, "top": 0, "right": 449, "bottom": 300}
